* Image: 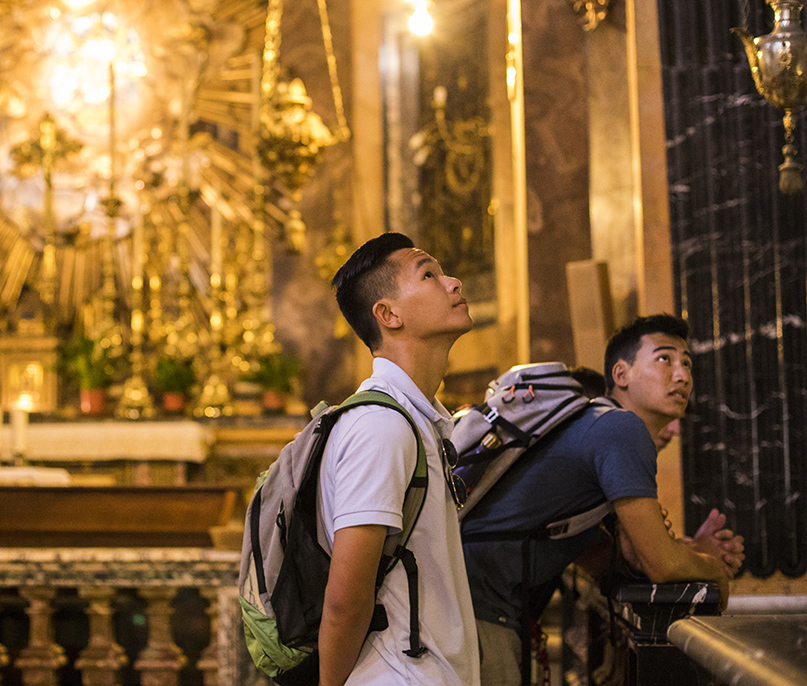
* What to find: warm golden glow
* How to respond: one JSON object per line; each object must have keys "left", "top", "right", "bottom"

{"left": 64, "top": 0, "right": 100, "bottom": 10}
{"left": 409, "top": 0, "right": 433, "bottom": 36}
{"left": 42, "top": 11, "right": 147, "bottom": 141}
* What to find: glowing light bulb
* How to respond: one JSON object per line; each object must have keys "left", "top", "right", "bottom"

{"left": 409, "top": 1, "right": 433, "bottom": 36}
{"left": 506, "top": 65, "right": 517, "bottom": 90}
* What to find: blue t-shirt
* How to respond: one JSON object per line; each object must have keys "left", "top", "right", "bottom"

{"left": 461, "top": 404, "right": 658, "bottom": 630}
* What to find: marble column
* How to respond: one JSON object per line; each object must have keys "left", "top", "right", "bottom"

{"left": 520, "top": 0, "right": 591, "bottom": 364}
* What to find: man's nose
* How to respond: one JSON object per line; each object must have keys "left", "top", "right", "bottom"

{"left": 673, "top": 362, "right": 691, "bottom": 384}
{"left": 443, "top": 275, "right": 462, "bottom": 292}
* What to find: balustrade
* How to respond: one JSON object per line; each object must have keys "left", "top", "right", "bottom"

{"left": 561, "top": 566, "right": 720, "bottom": 686}
{"left": 0, "top": 549, "right": 262, "bottom": 686}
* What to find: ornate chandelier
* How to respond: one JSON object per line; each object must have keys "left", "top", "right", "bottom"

{"left": 257, "top": 0, "right": 350, "bottom": 252}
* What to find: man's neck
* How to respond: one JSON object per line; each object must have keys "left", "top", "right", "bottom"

{"left": 373, "top": 337, "right": 453, "bottom": 400}
{"left": 608, "top": 390, "right": 668, "bottom": 440}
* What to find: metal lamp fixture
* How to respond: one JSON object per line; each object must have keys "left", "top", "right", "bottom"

{"left": 734, "top": 0, "right": 807, "bottom": 194}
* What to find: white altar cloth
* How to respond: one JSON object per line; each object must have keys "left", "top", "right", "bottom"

{"left": 0, "top": 421, "right": 213, "bottom": 463}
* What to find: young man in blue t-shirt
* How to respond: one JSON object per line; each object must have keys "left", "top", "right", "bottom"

{"left": 462, "top": 314, "right": 744, "bottom": 685}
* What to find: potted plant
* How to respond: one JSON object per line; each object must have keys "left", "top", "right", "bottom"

{"left": 61, "top": 335, "right": 117, "bottom": 415}
{"left": 242, "top": 351, "right": 302, "bottom": 413}
{"left": 153, "top": 357, "right": 196, "bottom": 413}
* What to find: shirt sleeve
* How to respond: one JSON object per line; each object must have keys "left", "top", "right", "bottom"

{"left": 325, "top": 405, "right": 419, "bottom": 534}
{"left": 588, "top": 410, "right": 659, "bottom": 502}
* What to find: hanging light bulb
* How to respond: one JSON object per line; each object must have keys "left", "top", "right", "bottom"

{"left": 409, "top": 0, "right": 433, "bottom": 36}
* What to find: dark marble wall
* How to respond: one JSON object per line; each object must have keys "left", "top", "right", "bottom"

{"left": 659, "top": 0, "right": 807, "bottom": 577}
{"left": 521, "top": 0, "right": 592, "bottom": 364}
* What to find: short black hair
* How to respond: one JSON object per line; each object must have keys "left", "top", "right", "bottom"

{"left": 604, "top": 314, "right": 689, "bottom": 393}
{"left": 569, "top": 366, "right": 606, "bottom": 398}
{"left": 332, "top": 232, "right": 415, "bottom": 350}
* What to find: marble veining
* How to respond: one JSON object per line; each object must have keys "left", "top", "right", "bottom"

{"left": 660, "top": 0, "right": 807, "bottom": 578}
{"left": 0, "top": 547, "right": 241, "bottom": 586}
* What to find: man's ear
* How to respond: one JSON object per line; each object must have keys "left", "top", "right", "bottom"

{"left": 373, "top": 299, "right": 403, "bottom": 332}
{"left": 611, "top": 360, "right": 631, "bottom": 390}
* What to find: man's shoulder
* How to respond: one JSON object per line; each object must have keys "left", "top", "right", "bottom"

{"left": 556, "top": 402, "right": 650, "bottom": 446}
{"left": 572, "top": 401, "right": 646, "bottom": 430}
{"left": 330, "top": 400, "right": 416, "bottom": 441}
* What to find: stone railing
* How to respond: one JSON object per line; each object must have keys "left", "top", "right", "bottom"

{"left": 0, "top": 548, "right": 265, "bottom": 686}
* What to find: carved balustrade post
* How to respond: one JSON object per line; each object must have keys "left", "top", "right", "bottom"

{"left": 133, "top": 587, "right": 186, "bottom": 686}
{"left": 15, "top": 587, "right": 66, "bottom": 686}
{"left": 75, "top": 587, "right": 127, "bottom": 686}
{"left": 0, "top": 608, "right": 7, "bottom": 685}
{"left": 0, "top": 596, "right": 7, "bottom": 684}
{"left": 196, "top": 588, "right": 219, "bottom": 686}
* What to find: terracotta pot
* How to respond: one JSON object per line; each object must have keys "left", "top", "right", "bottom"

{"left": 80, "top": 388, "right": 106, "bottom": 415}
{"left": 162, "top": 391, "right": 186, "bottom": 413}
{"left": 262, "top": 390, "right": 287, "bottom": 413}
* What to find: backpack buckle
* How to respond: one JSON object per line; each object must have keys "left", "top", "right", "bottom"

{"left": 482, "top": 405, "right": 499, "bottom": 424}
{"left": 548, "top": 521, "right": 569, "bottom": 537}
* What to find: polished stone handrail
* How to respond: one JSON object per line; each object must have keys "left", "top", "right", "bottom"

{"left": 0, "top": 548, "right": 247, "bottom": 686}
{"left": 668, "top": 614, "right": 807, "bottom": 686}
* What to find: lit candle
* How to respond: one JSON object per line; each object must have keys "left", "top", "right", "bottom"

{"left": 109, "top": 61, "right": 116, "bottom": 188}
{"left": 133, "top": 210, "right": 143, "bottom": 285}
{"left": 11, "top": 403, "right": 29, "bottom": 460}
{"left": 180, "top": 61, "right": 189, "bottom": 186}
{"left": 210, "top": 202, "right": 222, "bottom": 277}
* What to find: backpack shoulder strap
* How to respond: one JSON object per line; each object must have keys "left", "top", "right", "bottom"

{"left": 334, "top": 390, "right": 428, "bottom": 562}
{"left": 333, "top": 390, "right": 429, "bottom": 658}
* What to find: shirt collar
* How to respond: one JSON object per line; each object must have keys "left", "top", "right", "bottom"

{"left": 368, "top": 357, "right": 453, "bottom": 438}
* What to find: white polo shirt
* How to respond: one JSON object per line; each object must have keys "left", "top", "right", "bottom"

{"left": 317, "top": 357, "right": 480, "bottom": 686}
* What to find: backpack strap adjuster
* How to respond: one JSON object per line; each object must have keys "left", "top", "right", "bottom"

{"left": 481, "top": 404, "right": 500, "bottom": 424}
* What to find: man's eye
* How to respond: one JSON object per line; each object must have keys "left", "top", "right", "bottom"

{"left": 424, "top": 271, "right": 434, "bottom": 278}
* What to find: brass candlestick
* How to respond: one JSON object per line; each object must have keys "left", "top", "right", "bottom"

{"left": 117, "top": 194, "right": 155, "bottom": 419}
{"left": 194, "top": 199, "right": 232, "bottom": 418}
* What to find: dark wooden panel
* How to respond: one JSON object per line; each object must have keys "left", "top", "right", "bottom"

{"left": 0, "top": 486, "right": 237, "bottom": 547}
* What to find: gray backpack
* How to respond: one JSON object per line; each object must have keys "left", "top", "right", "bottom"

{"left": 238, "top": 390, "right": 427, "bottom": 685}
{"left": 452, "top": 362, "right": 613, "bottom": 530}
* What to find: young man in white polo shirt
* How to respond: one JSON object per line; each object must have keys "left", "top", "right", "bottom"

{"left": 317, "top": 232, "right": 480, "bottom": 686}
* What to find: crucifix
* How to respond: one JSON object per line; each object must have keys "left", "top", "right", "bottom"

{"left": 10, "top": 113, "right": 82, "bottom": 309}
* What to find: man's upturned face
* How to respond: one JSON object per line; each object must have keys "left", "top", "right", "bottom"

{"left": 386, "top": 248, "right": 473, "bottom": 340}
{"left": 622, "top": 332, "right": 693, "bottom": 424}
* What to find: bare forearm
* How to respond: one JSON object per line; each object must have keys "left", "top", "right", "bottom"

{"left": 318, "top": 590, "right": 375, "bottom": 686}
{"left": 614, "top": 497, "right": 730, "bottom": 602}
{"left": 641, "top": 539, "right": 727, "bottom": 583}
{"left": 642, "top": 542, "right": 730, "bottom": 609}
{"left": 318, "top": 524, "right": 386, "bottom": 686}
